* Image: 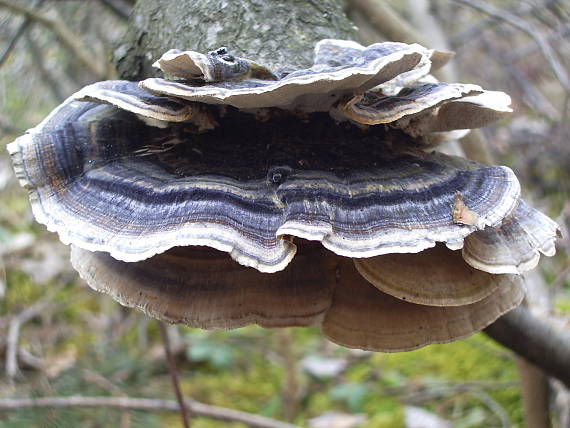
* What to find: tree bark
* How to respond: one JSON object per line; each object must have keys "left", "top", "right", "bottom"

{"left": 113, "top": 0, "right": 357, "bottom": 80}
{"left": 485, "top": 305, "right": 570, "bottom": 389}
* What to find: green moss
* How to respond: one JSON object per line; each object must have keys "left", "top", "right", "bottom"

{"left": 363, "top": 400, "right": 404, "bottom": 428}
{"left": 372, "top": 334, "right": 521, "bottom": 425}
{"left": 555, "top": 295, "right": 570, "bottom": 313}
{"left": 2, "top": 269, "right": 42, "bottom": 311}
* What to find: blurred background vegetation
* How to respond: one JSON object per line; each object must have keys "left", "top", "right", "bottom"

{"left": 0, "top": 0, "right": 569, "bottom": 427}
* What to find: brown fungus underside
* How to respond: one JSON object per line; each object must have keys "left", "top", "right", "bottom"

{"left": 8, "top": 39, "right": 560, "bottom": 352}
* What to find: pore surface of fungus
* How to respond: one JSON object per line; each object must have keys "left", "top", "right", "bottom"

{"left": 9, "top": 39, "right": 560, "bottom": 351}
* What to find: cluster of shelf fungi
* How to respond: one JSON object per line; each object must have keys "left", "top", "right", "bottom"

{"left": 9, "top": 39, "right": 560, "bottom": 352}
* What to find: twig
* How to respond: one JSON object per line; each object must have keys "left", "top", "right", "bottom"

{"left": 0, "top": 0, "right": 107, "bottom": 79}
{"left": 0, "top": 396, "right": 301, "bottom": 428}
{"left": 550, "top": 260, "right": 570, "bottom": 297}
{"left": 516, "top": 358, "right": 550, "bottom": 428}
{"left": 17, "top": 348, "right": 45, "bottom": 371}
{"left": 505, "top": 23, "right": 570, "bottom": 65}
{"left": 469, "top": 389, "right": 511, "bottom": 428}
{"left": 0, "top": 114, "right": 20, "bottom": 135}
{"left": 5, "top": 284, "right": 64, "bottom": 380}
{"left": 0, "top": 0, "right": 45, "bottom": 68}
{"left": 98, "top": 0, "right": 131, "bottom": 21}
{"left": 82, "top": 369, "right": 125, "bottom": 397}
{"left": 0, "top": 256, "right": 5, "bottom": 301}
{"left": 345, "top": 0, "right": 428, "bottom": 45}
{"left": 451, "top": 0, "right": 570, "bottom": 91}
{"left": 82, "top": 369, "right": 131, "bottom": 428}
{"left": 159, "top": 322, "right": 191, "bottom": 428}
{"left": 276, "top": 329, "right": 299, "bottom": 421}
{"left": 450, "top": 1, "right": 537, "bottom": 48}
{"left": 480, "top": 34, "right": 559, "bottom": 120}
{"left": 25, "top": 31, "right": 66, "bottom": 102}
{"left": 484, "top": 305, "right": 570, "bottom": 389}
{"left": 403, "top": 382, "right": 511, "bottom": 427}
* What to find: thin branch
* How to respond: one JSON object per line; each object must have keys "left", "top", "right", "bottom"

{"left": 0, "top": 114, "right": 20, "bottom": 135}
{"left": 0, "top": 396, "right": 301, "bottom": 428}
{"left": 516, "top": 358, "right": 550, "bottom": 428}
{"left": 82, "top": 369, "right": 131, "bottom": 428}
{"left": 450, "top": 1, "right": 539, "bottom": 48}
{"left": 0, "top": 0, "right": 107, "bottom": 79}
{"left": 159, "top": 322, "right": 191, "bottom": 428}
{"left": 469, "top": 389, "right": 511, "bottom": 428}
{"left": 505, "top": 23, "right": 570, "bottom": 65}
{"left": 25, "top": 31, "right": 66, "bottom": 102}
{"left": 480, "top": 35, "right": 559, "bottom": 121}
{"left": 402, "top": 382, "right": 511, "bottom": 427}
{"left": 275, "top": 329, "right": 300, "bottom": 422}
{"left": 345, "top": 0, "right": 428, "bottom": 45}
{"left": 550, "top": 260, "right": 570, "bottom": 297}
{"left": 0, "top": 256, "right": 5, "bottom": 301}
{"left": 98, "top": 0, "right": 131, "bottom": 21}
{"left": 0, "top": 0, "right": 46, "bottom": 67}
{"left": 484, "top": 305, "right": 570, "bottom": 389}
{"left": 82, "top": 369, "right": 125, "bottom": 397}
{"left": 5, "top": 284, "right": 64, "bottom": 380}
{"left": 451, "top": 0, "right": 570, "bottom": 91}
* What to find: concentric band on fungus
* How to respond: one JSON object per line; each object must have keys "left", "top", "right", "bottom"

{"left": 339, "top": 82, "right": 483, "bottom": 125}
{"left": 8, "top": 95, "right": 521, "bottom": 272}
{"left": 463, "top": 200, "right": 561, "bottom": 274}
{"left": 74, "top": 80, "right": 195, "bottom": 122}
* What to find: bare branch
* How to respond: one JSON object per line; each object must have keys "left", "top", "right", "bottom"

{"left": 505, "top": 24, "right": 570, "bottom": 65}
{"left": 0, "top": 256, "right": 5, "bottom": 301}
{"left": 0, "top": 0, "right": 107, "bottom": 79}
{"left": 5, "top": 286, "right": 62, "bottom": 380}
{"left": 516, "top": 358, "right": 550, "bottom": 428}
{"left": 25, "top": 31, "right": 66, "bottom": 102}
{"left": 345, "top": 0, "right": 428, "bottom": 45}
{"left": 275, "top": 329, "right": 300, "bottom": 421}
{"left": 484, "top": 305, "right": 570, "bottom": 389}
{"left": 479, "top": 35, "right": 560, "bottom": 120}
{"left": 451, "top": 0, "right": 570, "bottom": 91}
{"left": 0, "top": 114, "right": 20, "bottom": 135}
{"left": 0, "top": 396, "right": 301, "bottom": 428}
{"left": 159, "top": 322, "right": 191, "bottom": 428}
{"left": 98, "top": 0, "right": 131, "bottom": 21}
{"left": 0, "top": 0, "right": 46, "bottom": 68}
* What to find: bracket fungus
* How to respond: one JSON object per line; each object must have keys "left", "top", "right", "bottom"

{"left": 8, "top": 39, "right": 560, "bottom": 352}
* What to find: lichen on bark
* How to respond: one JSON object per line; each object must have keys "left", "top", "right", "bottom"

{"left": 114, "top": 0, "right": 358, "bottom": 80}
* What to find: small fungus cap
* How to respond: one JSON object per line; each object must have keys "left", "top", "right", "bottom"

{"left": 142, "top": 40, "right": 429, "bottom": 110}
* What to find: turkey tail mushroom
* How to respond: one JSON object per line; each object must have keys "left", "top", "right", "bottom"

{"left": 463, "top": 200, "right": 561, "bottom": 274}
{"left": 71, "top": 243, "right": 336, "bottom": 329}
{"left": 8, "top": 38, "right": 561, "bottom": 353}
{"left": 322, "top": 259, "right": 525, "bottom": 352}
{"left": 353, "top": 245, "right": 508, "bottom": 307}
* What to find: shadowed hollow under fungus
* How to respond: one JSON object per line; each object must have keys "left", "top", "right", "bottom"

{"left": 8, "top": 39, "right": 560, "bottom": 352}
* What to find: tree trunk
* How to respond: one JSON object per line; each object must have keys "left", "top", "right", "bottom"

{"left": 113, "top": 0, "right": 357, "bottom": 80}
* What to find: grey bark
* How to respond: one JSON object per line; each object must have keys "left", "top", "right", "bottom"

{"left": 113, "top": 0, "right": 357, "bottom": 80}
{"left": 485, "top": 305, "right": 570, "bottom": 389}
